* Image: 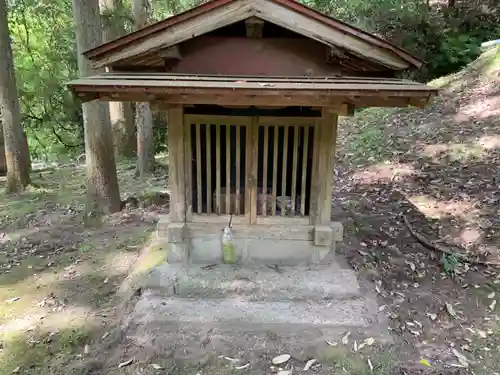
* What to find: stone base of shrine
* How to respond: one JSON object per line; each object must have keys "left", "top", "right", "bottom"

{"left": 156, "top": 215, "right": 343, "bottom": 265}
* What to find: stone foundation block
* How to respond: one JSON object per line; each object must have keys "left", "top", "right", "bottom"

{"left": 314, "top": 225, "right": 333, "bottom": 247}
{"left": 167, "top": 222, "right": 185, "bottom": 243}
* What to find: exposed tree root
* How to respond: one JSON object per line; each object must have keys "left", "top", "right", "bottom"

{"left": 403, "top": 214, "right": 499, "bottom": 268}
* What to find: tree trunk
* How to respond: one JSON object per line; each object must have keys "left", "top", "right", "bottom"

{"left": 0, "top": 121, "right": 6, "bottom": 176}
{"left": 72, "top": 0, "right": 121, "bottom": 213}
{"left": 133, "top": 0, "right": 155, "bottom": 177}
{"left": 0, "top": 0, "right": 31, "bottom": 193}
{"left": 99, "top": 0, "right": 135, "bottom": 159}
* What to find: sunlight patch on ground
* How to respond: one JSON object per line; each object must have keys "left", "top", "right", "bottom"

{"left": 407, "top": 195, "right": 479, "bottom": 221}
{"left": 454, "top": 96, "right": 500, "bottom": 122}
{"left": 421, "top": 142, "right": 485, "bottom": 162}
{"left": 101, "top": 250, "right": 144, "bottom": 277}
{"left": 458, "top": 227, "right": 483, "bottom": 246}
{"left": 0, "top": 305, "right": 94, "bottom": 337}
{"left": 477, "top": 134, "right": 500, "bottom": 150}
{"left": 352, "top": 163, "right": 416, "bottom": 184}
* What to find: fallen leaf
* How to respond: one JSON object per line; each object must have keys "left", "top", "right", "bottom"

{"left": 426, "top": 313, "right": 437, "bottom": 321}
{"left": 445, "top": 303, "right": 457, "bottom": 319}
{"left": 364, "top": 337, "right": 375, "bottom": 346}
{"left": 419, "top": 359, "right": 432, "bottom": 367}
{"left": 272, "top": 354, "right": 291, "bottom": 365}
{"left": 118, "top": 358, "right": 134, "bottom": 368}
{"left": 12, "top": 367, "right": 20, "bottom": 374}
{"left": 378, "top": 305, "right": 387, "bottom": 312}
{"left": 151, "top": 364, "right": 164, "bottom": 370}
{"left": 325, "top": 340, "right": 337, "bottom": 346}
{"left": 405, "top": 260, "right": 416, "bottom": 271}
{"left": 101, "top": 332, "right": 110, "bottom": 340}
{"left": 6, "top": 297, "right": 20, "bottom": 303}
{"left": 451, "top": 348, "right": 469, "bottom": 368}
{"left": 303, "top": 359, "right": 317, "bottom": 371}
{"left": 341, "top": 332, "right": 350, "bottom": 345}
{"left": 235, "top": 363, "right": 250, "bottom": 370}
{"left": 477, "top": 330, "right": 487, "bottom": 338}
{"left": 489, "top": 300, "right": 496, "bottom": 311}
{"left": 367, "top": 358, "right": 373, "bottom": 372}
{"left": 103, "top": 277, "right": 109, "bottom": 284}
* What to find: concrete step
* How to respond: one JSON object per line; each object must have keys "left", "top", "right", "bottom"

{"left": 123, "top": 291, "right": 390, "bottom": 365}
{"left": 141, "top": 263, "right": 361, "bottom": 301}
{"left": 135, "top": 292, "right": 377, "bottom": 328}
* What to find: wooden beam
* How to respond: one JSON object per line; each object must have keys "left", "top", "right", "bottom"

{"left": 167, "top": 105, "right": 186, "bottom": 222}
{"left": 245, "top": 16, "right": 264, "bottom": 37}
{"left": 158, "top": 45, "right": 183, "bottom": 60}
{"left": 312, "top": 108, "right": 338, "bottom": 225}
{"left": 183, "top": 118, "right": 192, "bottom": 221}
{"left": 83, "top": 91, "right": 422, "bottom": 109}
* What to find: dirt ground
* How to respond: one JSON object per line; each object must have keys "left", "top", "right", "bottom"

{"left": 332, "top": 47, "right": 500, "bottom": 375}
{"left": 0, "top": 161, "right": 168, "bottom": 375}
{"left": 0, "top": 48, "right": 498, "bottom": 375}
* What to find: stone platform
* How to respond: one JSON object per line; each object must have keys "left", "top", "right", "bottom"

{"left": 156, "top": 215, "right": 344, "bottom": 265}
{"left": 121, "top": 262, "right": 390, "bottom": 365}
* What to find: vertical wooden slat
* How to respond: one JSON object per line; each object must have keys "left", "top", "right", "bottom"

{"left": 250, "top": 117, "right": 258, "bottom": 224}
{"left": 300, "top": 125, "right": 309, "bottom": 216}
{"left": 245, "top": 121, "right": 252, "bottom": 222}
{"left": 226, "top": 125, "right": 231, "bottom": 214}
{"left": 262, "top": 125, "right": 269, "bottom": 216}
{"left": 309, "top": 120, "right": 320, "bottom": 224}
{"left": 167, "top": 105, "right": 185, "bottom": 222}
{"left": 216, "top": 124, "right": 221, "bottom": 214}
{"left": 236, "top": 125, "right": 241, "bottom": 215}
{"left": 271, "top": 125, "right": 278, "bottom": 216}
{"left": 206, "top": 124, "right": 212, "bottom": 214}
{"left": 195, "top": 123, "right": 202, "bottom": 214}
{"left": 291, "top": 125, "right": 299, "bottom": 216}
{"left": 281, "top": 126, "right": 289, "bottom": 216}
{"left": 184, "top": 117, "right": 192, "bottom": 221}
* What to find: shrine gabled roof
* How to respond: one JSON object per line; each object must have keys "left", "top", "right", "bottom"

{"left": 84, "top": 0, "right": 423, "bottom": 71}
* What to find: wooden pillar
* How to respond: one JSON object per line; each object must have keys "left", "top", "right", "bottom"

{"left": 167, "top": 105, "right": 186, "bottom": 222}
{"left": 312, "top": 108, "right": 338, "bottom": 225}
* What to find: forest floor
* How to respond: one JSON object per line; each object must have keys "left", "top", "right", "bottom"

{"left": 0, "top": 47, "right": 498, "bottom": 375}
{"left": 0, "top": 160, "right": 169, "bottom": 375}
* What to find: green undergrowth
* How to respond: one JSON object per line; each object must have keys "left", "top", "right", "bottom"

{"left": 343, "top": 47, "right": 499, "bottom": 167}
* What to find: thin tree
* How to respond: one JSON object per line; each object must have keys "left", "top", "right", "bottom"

{"left": 0, "top": 121, "right": 6, "bottom": 176}
{"left": 133, "top": 0, "right": 155, "bottom": 177}
{"left": 100, "top": 0, "right": 136, "bottom": 159}
{"left": 72, "top": 0, "right": 121, "bottom": 213}
{"left": 0, "top": 0, "right": 31, "bottom": 193}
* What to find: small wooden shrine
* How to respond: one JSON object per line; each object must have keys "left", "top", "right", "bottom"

{"left": 68, "top": 0, "right": 437, "bottom": 265}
